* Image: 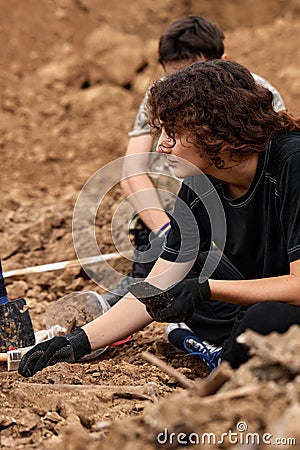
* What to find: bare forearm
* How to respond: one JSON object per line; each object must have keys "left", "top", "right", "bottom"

{"left": 122, "top": 134, "right": 170, "bottom": 231}
{"left": 83, "top": 294, "right": 152, "bottom": 351}
{"left": 136, "top": 208, "right": 170, "bottom": 232}
{"left": 209, "top": 274, "right": 300, "bottom": 306}
{"left": 121, "top": 174, "right": 170, "bottom": 231}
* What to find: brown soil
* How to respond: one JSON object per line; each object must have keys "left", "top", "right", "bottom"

{"left": 1, "top": 1, "right": 300, "bottom": 448}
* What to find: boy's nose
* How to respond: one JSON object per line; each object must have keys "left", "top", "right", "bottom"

{"left": 156, "top": 131, "right": 172, "bottom": 154}
{"left": 156, "top": 143, "right": 171, "bottom": 154}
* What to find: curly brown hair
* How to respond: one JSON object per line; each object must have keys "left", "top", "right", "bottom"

{"left": 147, "top": 60, "right": 300, "bottom": 168}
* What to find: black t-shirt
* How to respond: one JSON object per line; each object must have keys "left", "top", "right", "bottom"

{"left": 161, "top": 132, "right": 300, "bottom": 279}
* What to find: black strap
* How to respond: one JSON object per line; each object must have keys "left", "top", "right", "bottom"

{"left": 0, "top": 260, "right": 8, "bottom": 297}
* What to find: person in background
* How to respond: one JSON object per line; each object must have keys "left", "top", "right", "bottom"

{"left": 19, "top": 59, "right": 300, "bottom": 378}
{"left": 103, "top": 15, "right": 286, "bottom": 306}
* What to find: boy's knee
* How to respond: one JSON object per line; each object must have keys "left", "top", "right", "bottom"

{"left": 221, "top": 302, "right": 299, "bottom": 369}
{"left": 238, "top": 302, "right": 299, "bottom": 336}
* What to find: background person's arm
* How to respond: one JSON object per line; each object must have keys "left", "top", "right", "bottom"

{"left": 121, "top": 134, "right": 171, "bottom": 232}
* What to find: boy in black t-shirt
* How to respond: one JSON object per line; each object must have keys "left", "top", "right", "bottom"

{"left": 18, "top": 60, "right": 300, "bottom": 377}
{"left": 103, "top": 15, "right": 285, "bottom": 306}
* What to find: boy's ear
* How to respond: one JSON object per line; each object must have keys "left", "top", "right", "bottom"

{"left": 221, "top": 53, "right": 228, "bottom": 60}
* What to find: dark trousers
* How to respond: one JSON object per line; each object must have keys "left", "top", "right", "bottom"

{"left": 185, "top": 251, "right": 300, "bottom": 368}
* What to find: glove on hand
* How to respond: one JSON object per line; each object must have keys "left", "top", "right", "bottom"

{"left": 128, "top": 278, "right": 211, "bottom": 323}
{"left": 18, "top": 328, "right": 92, "bottom": 378}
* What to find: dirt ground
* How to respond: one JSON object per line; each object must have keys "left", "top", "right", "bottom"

{"left": 1, "top": 0, "right": 300, "bottom": 448}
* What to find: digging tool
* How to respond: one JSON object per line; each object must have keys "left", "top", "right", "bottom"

{"left": 0, "top": 257, "right": 35, "bottom": 352}
{"left": 2, "top": 252, "right": 128, "bottom": 279}
{"left": 0, "top": 298, "right": 36, "bottom": 352}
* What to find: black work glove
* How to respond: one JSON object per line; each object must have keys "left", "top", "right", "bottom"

{"left": 18, "top": 328, "right": 92, "bottom": 378}
{"left": 128, "top": 278, "right": 210, "bottom": 323}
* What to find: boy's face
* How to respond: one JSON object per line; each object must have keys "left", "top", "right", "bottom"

{"left": 156, "top": 129, "right": 211, "bottom": 178}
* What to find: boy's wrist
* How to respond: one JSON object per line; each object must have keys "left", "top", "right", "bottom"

{"left": 156, "top": 221, "right": 171, "bottom": 238}
{"left": 66, "top": 328, "right": 92, "bottom": 360}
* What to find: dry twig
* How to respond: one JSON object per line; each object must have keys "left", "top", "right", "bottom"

{"left": 141, "top": 351, "right": 194, "bottom": 389}
{"left": 199, "top": 384, "right": 260, "bottom": 405}
{"left": 196, "top": 362, "right": 233, "bottom": 396}
{"left": 16, "top": 381, "right": 158, "bottom": 401}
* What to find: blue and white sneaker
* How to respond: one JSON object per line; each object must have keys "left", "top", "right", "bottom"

{"left": 166, "top": 323, "right": 222, "bottom": 372}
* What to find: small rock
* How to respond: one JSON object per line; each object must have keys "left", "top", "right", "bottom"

{"left": 7, "top": 280, "right": 28, "bottom": 299}
{"left": 44, "top": 411, "right": 63, "bottom": 424}
{"left": 0, "top": 415, "right": 16, "bottom": 428}
{"left": 18, "top": 412, "right": 39, "bottom": 433}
